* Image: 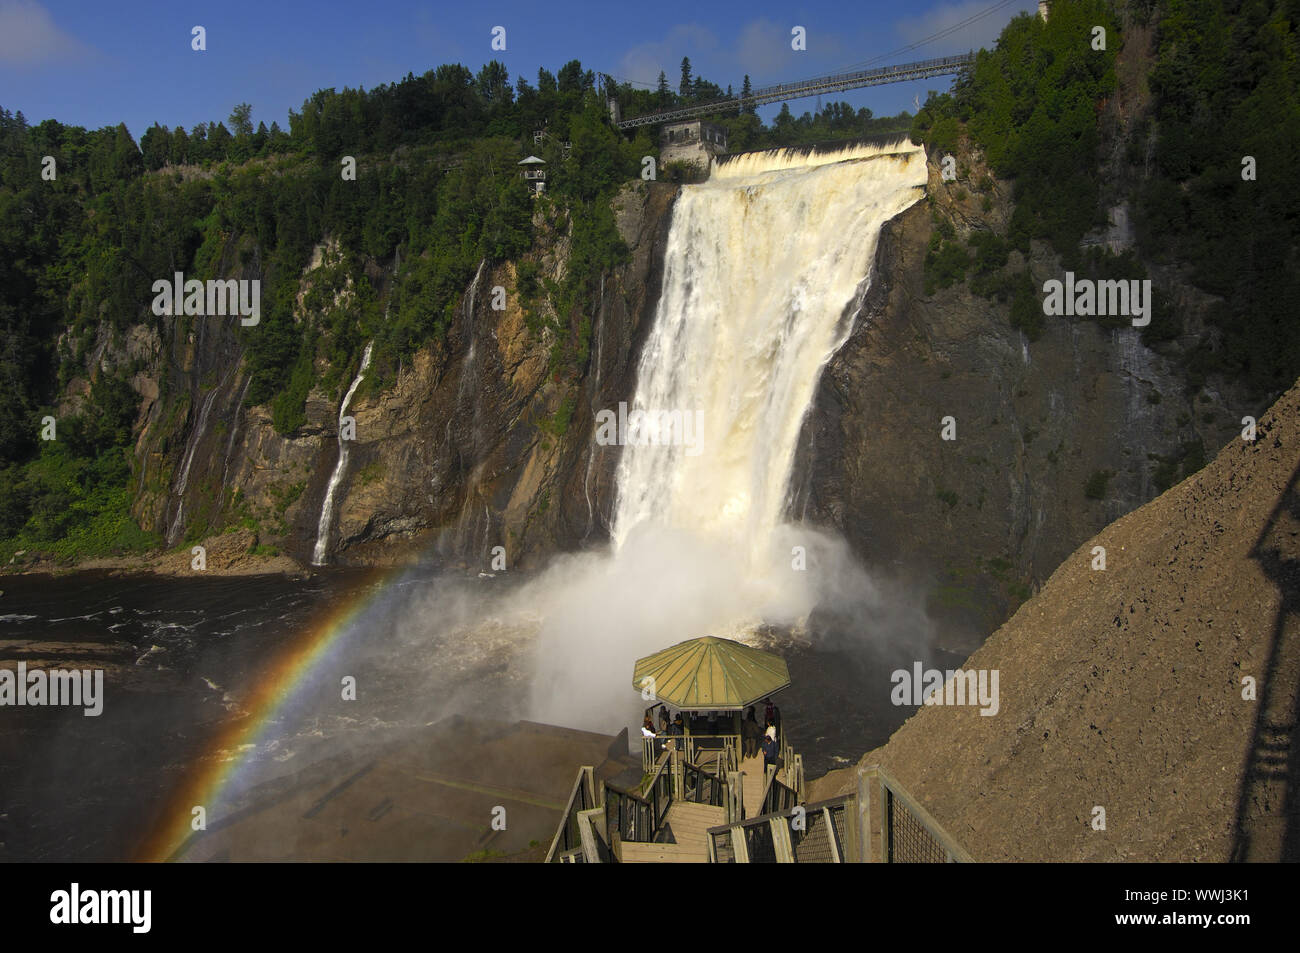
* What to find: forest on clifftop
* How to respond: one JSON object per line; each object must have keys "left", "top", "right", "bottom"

{"left": 0, "top": 0, "right": 1296, "bottom": 564}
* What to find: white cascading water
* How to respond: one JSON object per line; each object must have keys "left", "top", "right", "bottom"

{"left": 312, "top": 341, "right": 374, "bottom": 566}
{"left": 169, "top": 360, "right": 237, "bottom": 545}
{"left": 612, "top": 141, "right": 927, "bottom": 560}
{"left": 520, "top": 141, "right": 933, "bottom": 730}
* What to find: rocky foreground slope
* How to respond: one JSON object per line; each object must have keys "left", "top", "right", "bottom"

{"left": 810, "top": 378, "right": 1300, "bottom": 861}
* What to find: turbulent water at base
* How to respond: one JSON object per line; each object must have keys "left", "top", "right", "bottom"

{"left": 311, "top": 341, "right": 374, "bottom": 566}
{"left": 612, "top": 141, "right": 926, "bottom": 566}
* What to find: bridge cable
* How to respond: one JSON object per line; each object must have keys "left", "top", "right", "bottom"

{"left": 778, "top": 0, "right": 1020, "bottom": 88}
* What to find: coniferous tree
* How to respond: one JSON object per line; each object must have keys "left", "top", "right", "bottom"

{"left": 228, "top": 103, "right": 254, "bottom": 138}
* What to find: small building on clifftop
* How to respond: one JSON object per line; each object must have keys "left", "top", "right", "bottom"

{"left": 659, "top": 120, "right": 728, "bottom": 174}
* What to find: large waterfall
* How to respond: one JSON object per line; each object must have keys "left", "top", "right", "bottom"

{"left": 612, "top": 141, "right": 927, "bottom": 561}
{"left": 523, "top": 141, "right": 931, "bottom": 730}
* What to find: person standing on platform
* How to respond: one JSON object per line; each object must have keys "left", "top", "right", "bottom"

{"left": 761, "top": 725, "right": 779, "bottom": 773}
{"left": 743, "top": 707, "right": 760, "bottom": 758}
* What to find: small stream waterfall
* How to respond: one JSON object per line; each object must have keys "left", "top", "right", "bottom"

{"left": 168, "top": 359, "right": 237, "bottom": 546}
{"left": 443, "top": 261, "right": 493, "bottom": 561}
{"left": 444, "top": 259, "right": 487, "bottom": 475}
{"left": 311, "top": 341, "right": 374, "bottom": 566}
{"left": 581, "top": 274, "right": 607, "bottom": 540}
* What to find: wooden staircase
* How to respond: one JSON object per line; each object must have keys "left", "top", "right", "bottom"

{"left": 741, "top": 754, "right": 766, "bottom": 817}
{"left": 620, "top": 802, "right": 725, "bottom": 863}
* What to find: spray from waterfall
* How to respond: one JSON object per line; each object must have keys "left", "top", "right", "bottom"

{"left": 191, "top": 144, "right": 941, "bottom": 817}
{"left": 312, "top": 342, "right": 374, "bottom": 566}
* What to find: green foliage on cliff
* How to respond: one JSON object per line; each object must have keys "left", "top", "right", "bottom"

{"left": 0, "top": 392, "right": 158, "bottom": 563}
{"left": 0, "top": 56, "right": 648, "bottom": 555}
{"left": 1084, "top": 469, "right": 1111, "bottom": 499}
{"left": 1134, "top": 0, "right": 1300, "bottom": 398}
{"left": 913, "top": 1, "right": 1119, "bottom": 255}
{"left": 924, "top": 234, "right": 971, "bottom": 294}
{"left": 913, "top": 0, "right": 1300, "bottom": 402}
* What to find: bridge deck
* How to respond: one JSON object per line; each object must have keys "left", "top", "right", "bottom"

{"left": 615, "top": 53, "right": 973, "bottom": 129}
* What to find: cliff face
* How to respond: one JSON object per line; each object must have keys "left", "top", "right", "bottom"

{"left": 75, "top": 135, "right": 1251, "bottom": 621}
{"left": 109, "top": 181, "right": 678, "bottom": 571}
{"left": 812, "top": 378, "right": 1300, "bottom": 862}
{"left": 792, "top": 152, "right": 1249, "bottom": 653}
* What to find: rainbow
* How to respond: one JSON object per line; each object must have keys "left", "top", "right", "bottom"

{"left": 139, "top": 566, "right": 393, "bottom": 862}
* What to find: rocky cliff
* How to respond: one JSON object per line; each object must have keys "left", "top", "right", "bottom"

{"left": 55, "top": 131, "right": 1262, "bottom": 659}
{"left": 808, "top": 377, "right": 1300, "bottom": 862}
{"left": 100, "top": 181, "right": 678, "bottom": 572}
{"left": 792, "top": 147, "right": 1252, "bottom": 655}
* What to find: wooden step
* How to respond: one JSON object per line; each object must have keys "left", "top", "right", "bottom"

{"left": 620, "top": 840, "right": 709, "bottom": 863}
{"left": 658, "top": 803, "right": 725, "bottom": 859}
{"left": 741, "top": 755, "right": 765, "bottom": 817}
{"left": 663, "top": 804, "right": 724, "bottom": 837}
{"left": 666, "top": 802, "right": 725, "bottom": 826}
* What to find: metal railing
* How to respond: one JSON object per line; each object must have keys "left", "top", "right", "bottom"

{"left": 857, "top": 764, "right": 974, "bottom": 863}
{"left": 615, "top": 54, "right": 974, "bottom": 129}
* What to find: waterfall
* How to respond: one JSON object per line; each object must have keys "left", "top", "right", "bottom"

{"left": 311, "top": 341, "right": 374, "bottom": 566}
{"left": 582, "top": 274, "right": 607, "bottom": 541}
{"left": 443, "top": 260, "right": 487, "bottom": 477}
{"left": 220, "top": 374, "right": 253, "bottom": 486}
{"left": 611, "top": 140, "right": 927, "bottom": 564}
{"left": 523, "top": 141, "right": 932, "bottom": 731}
{"left": 168, "top": 360, "right": 237, "bottom": 546}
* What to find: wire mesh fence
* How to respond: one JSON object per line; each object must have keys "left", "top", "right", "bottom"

{"left": 886, "top": 788, "right": 949, "bottom": 863}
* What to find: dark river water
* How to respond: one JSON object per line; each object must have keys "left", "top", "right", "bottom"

{"left": 0, "top": 569, "right": 953, "bottom": 861}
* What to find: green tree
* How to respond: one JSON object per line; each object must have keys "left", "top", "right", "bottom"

{"left": 228, "top": 102, "right": 254, "bottom": 138}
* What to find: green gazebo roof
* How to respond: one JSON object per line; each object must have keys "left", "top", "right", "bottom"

{"left": 632, "top": 636, "right": 790, "bottom": 711}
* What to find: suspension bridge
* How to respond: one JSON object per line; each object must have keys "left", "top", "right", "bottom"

{"left": 609, "top": 52, "right": 973, "bottom": 130}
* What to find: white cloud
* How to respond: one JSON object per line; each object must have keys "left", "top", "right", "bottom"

{"left": 894, "top": 0, "right": 1038, "bottom": 55}
{"left": 0, "top": 0, "right": 89, "bottom": 67}
{"left": 734, "top": 19, "right": 796, "bottom": 79}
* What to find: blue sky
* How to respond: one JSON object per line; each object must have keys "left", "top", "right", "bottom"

{"left": 0, "top": 0, "right": 1037, "bottom": 139}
